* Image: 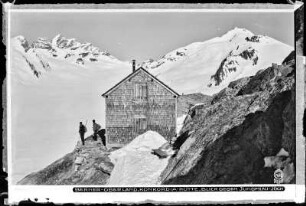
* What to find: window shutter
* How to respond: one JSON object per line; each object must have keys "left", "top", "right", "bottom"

{"left": 139, "top": 85, "right": 143, "bottom": 99}
{"left": 134, "top": 83, "right": 147, "bottom": 100}
{"left": 135, "top": 84, "right": 139, "bottom": 98}
{"left": 143, "top": 85, "right": 147, "bottom": 99}
{"left": 135, "top": 118, "right": 139, "bottom": 132}
{"left": 140, "top": 119, "right": 144, "bottom": 130}
{"left": 134, "top": 117, "right": 147, "bottom": 132}
{"left": 141, "top": 118, "right": 147, "bottom": 130}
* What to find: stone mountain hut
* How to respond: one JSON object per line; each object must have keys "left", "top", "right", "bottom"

{"left": 102, "top": 60, "right": 180, "bottom": 146}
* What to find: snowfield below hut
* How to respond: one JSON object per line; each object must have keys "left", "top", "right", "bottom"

{"left": 108, "top": 131, "right": 171, "bottom": 185}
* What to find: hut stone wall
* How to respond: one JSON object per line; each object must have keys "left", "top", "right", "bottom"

{"left": 105, "top": 69, "right": 177, "bottom": 145}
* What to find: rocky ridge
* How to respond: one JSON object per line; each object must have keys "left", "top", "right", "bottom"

{"left": 209, "top": 46, "right": 259, "bottom": 87}
{"left": 11, "top": 28, "right": 292, "bottom": 96}
{"left": 160, "top": 51, "right": 295, "bottom": 184}
{"left": 18, "top": 135, "right": 113, "bottom": 185}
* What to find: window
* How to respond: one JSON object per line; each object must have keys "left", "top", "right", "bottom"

{"left": 134, "top": 117, "right": 147, "bottom": 132}
{"left": 135, "top": 83, "right": 147, "bottom": 100}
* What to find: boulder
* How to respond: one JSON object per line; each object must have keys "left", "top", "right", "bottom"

{"left": 96, "top": 162, "right": 114, "bottom": 175}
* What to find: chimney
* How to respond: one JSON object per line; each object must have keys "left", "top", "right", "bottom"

{"left": 132, "top": 60, "right": 136, "bottom": 72}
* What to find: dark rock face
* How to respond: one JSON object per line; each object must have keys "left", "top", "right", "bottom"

{"left": 18, "top": 137, "right": 113, "bottom": 185}
{"left": 160, "top": 52, "right": 295, "bottom": 185}
{"left": 15, "top": 36, "right": 30, "bottom": 52}
{"left": 90, "top": 58, "right": 98, "bottom": 62}
{"left": 239, "top": 48, "right": 256, "bottom": 60}
{"left": 22, "top": 55, "right": 41, "bottom": 78}
{"left": 209, "top": 47, "right": 258, "bottom": 87}
{"left": 282, "top": 51, "right": 296, "bottom": 65}
{"left": 211, "top": 77, "right": 251, "bottom": 104}
{"left": 281, "top": 85, "right": 296, "bottom": 162}
{"left": 76, "top": 58, "right": 84, "bottom": 65}
{"left": 245, "top": 35, "right": 261, "bottom": 43}
{"left": 32, "top": 39, "right": 52, "bottom": 50}
{"left": 210, "top": 58, "right": 228, "bottom": 86}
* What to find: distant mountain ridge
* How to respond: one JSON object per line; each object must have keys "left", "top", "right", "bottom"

{"left": 11, "top": 34, "right": 122, "bottom": 81}
{"left": 15, "top": 34, "right": 116, "bottom": 61}
{"left": 139, "top": 27, "right": 293, "bottom": 95}
{"left": 11, "top": 27, "right": 293, "bottom": 95}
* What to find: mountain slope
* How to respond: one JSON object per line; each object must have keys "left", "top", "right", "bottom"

{"left": 11, "top": 34, "right": 125, "bottom": 83}
{"left": 10, "top": 35, "right": 131, "bottom": 184}
{"left": 140, "top": 27, "right": 293, "bottom": 95}
{"left": 160, "top": 51, "right": 295, "bottom": 184}
{"left": 18, "top": 136, "right": 113, "bottom": 185}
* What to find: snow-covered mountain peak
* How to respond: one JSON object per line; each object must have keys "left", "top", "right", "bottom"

{"left": 51, "top": 34, "right": 83, "bottom": 50}
{"left": 14, "top": 35, "right": 27, "bottom": 43}
{"left": 220, "top": 27, "right": 254, "bottom": 42}
{"left": 13, "top": 33, "right": 120, "bottom": 66}
{"left": 10, "top": 34, "right": 129, "bottom": 82}
{"left": 139, "top": 27, "right": 260, "bottom": 71}
{"left": 32, "top": 37, "right": 52, "bottom": 50}
{"left": 140, "top": 27, "right": 293, "bottom": 95}
{"left": 11, "top": 27, "right": 293, "bottom": 96}
{"left": 12, "top": 35, "right": 30, "bottom": 52}
{"left": 51, "top": 34, "right": 63, "bottom": 47}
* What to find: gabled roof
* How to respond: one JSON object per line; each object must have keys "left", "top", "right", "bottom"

{"left": 101, "top": 67, "right": 180, "bottom": 97}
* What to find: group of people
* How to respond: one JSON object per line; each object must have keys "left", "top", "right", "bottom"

{"left": 79, "top": 119, "right": 103, "bottom": 146}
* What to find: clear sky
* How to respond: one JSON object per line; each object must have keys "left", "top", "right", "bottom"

{"left": 10, "top": 11, "right": 294, "bottom": 62}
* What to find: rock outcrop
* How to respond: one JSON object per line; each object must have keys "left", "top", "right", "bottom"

{"left": 209, "top": 47, "right": 259, "bottom": 87}
{"left": 160, "top": 51, "right": 295, "bottom": 185}
{"left": 18, "top": 135, "right": 113, "bottom": 185}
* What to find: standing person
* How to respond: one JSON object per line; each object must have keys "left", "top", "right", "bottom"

{"left": 79, "top": 122, "right": 87, "bottom": 145}
{"left": 92, "top": 119, "right": 101, "bottom": 141}
{"left": 100, "top": 129, "right": 106, "bottom": 147}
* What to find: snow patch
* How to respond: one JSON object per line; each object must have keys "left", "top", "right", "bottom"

{"left": 176, "top": 115, "right": 187, "bottom": 134}
{"left": 263, "top": 148, "right": 294, "bottom": 183}
{"left": 264, "top": 148, "right": 290, "bottom": 168}
{"left": 264, "top": 156, "right": 283, "bottom": 168}
{"left": 108, "top": 131, "right": 169, "bottom": 185}
{"left": 276, "top": 148, "right": 289, "bottom": 157}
